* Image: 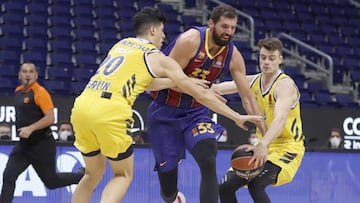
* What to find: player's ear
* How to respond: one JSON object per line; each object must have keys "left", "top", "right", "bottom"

{"left": 208, "top": 19, "right": 214, "bottom": 28}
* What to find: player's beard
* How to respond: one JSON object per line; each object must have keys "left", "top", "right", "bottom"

{"left": 212, "top": 28, "right": 232, "bottom": 46}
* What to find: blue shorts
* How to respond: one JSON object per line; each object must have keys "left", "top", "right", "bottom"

{"left": 147, "top": 101, "right": 224, "bottom": 172}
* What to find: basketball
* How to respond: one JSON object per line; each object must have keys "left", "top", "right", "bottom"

{"left": 230, "top": 144, "right": 264, "bottom": 179}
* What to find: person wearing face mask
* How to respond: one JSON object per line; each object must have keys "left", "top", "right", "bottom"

{"left": 248, "top": 129, "right": 259, "bottom": 146}
{"left": 0, "top": 122, "right": 11, "bottom": 140}
{"left": 57, "top": 120, "right": 75, "bottom": 142}
{"left": 327, "top": 128, "right": 343, "bottom": 149}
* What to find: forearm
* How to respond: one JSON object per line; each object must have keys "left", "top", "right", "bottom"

{"left": 29, "top": 115, "right": 54, "bottom": 131}
{"left": 195, "top": 90, "right": 240, "bottom": 121}
{"left": 146, "top": 78, "right": 175, "bottom": 91}
{"left": 211, "top": 81, "right": 237, "bottom": 95}
{"left": 242, "top": 98, "right": 267, "bottom": 135}
{"left": 260, "top": 116, "right": 286, "bottom": 146}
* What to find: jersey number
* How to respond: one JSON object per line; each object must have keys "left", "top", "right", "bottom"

{"left": 98, "top": 56, "right": 136, "bottom": 98}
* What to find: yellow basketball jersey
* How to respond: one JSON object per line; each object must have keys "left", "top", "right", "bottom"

{"left": 84, "top": 37, "right": 158, "bottom": 106}
{"left": 250, "top": 72, "right": 304, "bottom": 144}
{"left": 250, "top": 72, "right": 305, "bottom": 186}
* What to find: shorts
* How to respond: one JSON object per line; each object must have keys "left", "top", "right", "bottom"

{"left": 147, "top": 101, "right": 224, "bottom": 172}
{"left": 71, "top": 93, "right": 134, "bottom": 159}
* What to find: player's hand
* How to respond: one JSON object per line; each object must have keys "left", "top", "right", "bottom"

{"left": 234, "top": 115, "right": 264, "bottom": 130}
{"left": 18, "top": 126, "right": 34, "bottom": 139}
{"left": 246, "top": 141, "right": 268, "bottom": 168}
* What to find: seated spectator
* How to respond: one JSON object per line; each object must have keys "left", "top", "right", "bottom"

{"left": 0, "top": 122, "right": 11, "bottom": 140}
{"left": 327, "top": 128, "right": 344, "bottom": 149}
{"left": 248, "top": 129, "right": 258, "bottom": 145}
{"left": 57, "top": 120, "right": 75, "bottom": 142}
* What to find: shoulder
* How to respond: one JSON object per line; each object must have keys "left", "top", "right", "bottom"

{"left": 176, "top": 28, "right": 200, "bottom": 46}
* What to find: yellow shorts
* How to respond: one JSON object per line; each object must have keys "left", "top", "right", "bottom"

{"left": 228, "top": 141, "right": 304, "bottom": 186}
{"left": 71, "top": 92, "right": 133, "bottom": 159}
{"left": 268, "top": 142, "right": 304, "bottom": 186}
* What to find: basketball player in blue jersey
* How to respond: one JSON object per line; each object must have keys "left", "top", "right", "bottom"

{"left": 215, "top": 37, "right": 305, "bottom": 203}
{"left": 70, "top": 7, "right": 262, "bottom": 203}
{"left": 147, "top": 4, "right": 266, "bottom": 203}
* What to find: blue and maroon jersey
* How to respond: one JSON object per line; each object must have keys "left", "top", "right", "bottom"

{"left": 152, "top": 26, "right": 234, "bottom": 108}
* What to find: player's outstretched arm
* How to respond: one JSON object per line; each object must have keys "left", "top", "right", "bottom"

{"left": 148, "top": 52, "right": 263, "bottom": 129}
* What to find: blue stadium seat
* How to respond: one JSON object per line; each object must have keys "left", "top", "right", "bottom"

{"left": 314, "top": 92, "right": 340, "bottom": 107}
{"left": 48, "top": 5, "right": 71, "bottom": 16}
{"left": 1, "top": 1, "right": 25, "bottom": 13}
{"left": 73, "top": 28, "right": 96, "bottom": 40}
{"left": 48, "top": 52, "right": 73, "bottom": 68}
{"left": 70, "top": 81, "right": 87, "bottom": 95}
{"left": 49, "top": 27, "right": 72, "bottom": 40}
{"left": 72, "top": 68, "right": 95, "bottom": 81}
{"left": 306, "top": 80, "right": 328, "bottom": 93}
{"left": 0, "top": 77, "right": 15, "bottom": 95}
{"left": 0, "top": 12, "right": 24, "bottom": 24}
{"left": 0, "top": 50, "right": 19, "bottom": 64}
{"left": 335, "top": 94, "right": 359, "bottom": 108}
{"left": 48, "top": 15, "right": 72, "bottom": 27}
{"left": 74, "top": 54, "right": 98, "bottom": 69}
{"left": 0, "top": 37, "right": 22, "bottom": 50}
{"left": 24, "top": 14, "right": 48, "bottom": 26}
{"left": 48, "top": 40, "right": 72, "bottom": 52}
{"left": 72, "top": 16, "right": 94, "bottom": 29}
{"left": 0, "top": 63, "right": 18, "bottom": 80}
{"left": 25, "top": 2, "right": 48, "bottom": 15}
{"left": 350, "top": 70, "right": 360, "bottom": 83}
{"left": 42, "top": 80, "right": 69, "bottom": 95}
{"left": 0, "top": 24, "right": 23, "bottom": 37}
{"left": 22, "top": 51, "right": 47, "bottom": 65}
{"left": 97, "top": 29, "right": 119, "bottom": 42}
{"left": 47, "top": 67, "right": 73, "bottom": 81}
{"left": 95, "top": 18, "right": 116, "bottom": 30}
{"left": 24, "top": 25, "right": 48, "bottom": 38}
{"left": 23, "top": 38, "right": 47, "bottom": 51}
{"left": 73, "top": 41, "right": 97, "bottom": 54}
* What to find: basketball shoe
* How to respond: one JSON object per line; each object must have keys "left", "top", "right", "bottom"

{"left": 172, "top": 191, "right": 186, "bottom": 203}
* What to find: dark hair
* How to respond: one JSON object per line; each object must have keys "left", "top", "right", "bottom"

{"left": 133, "top": 7, "right": 167, "bottom": 35}
{"left": 20, "top": 62, "right": 38, "bottom": 72}
{"left": 0, "top": 122, "right": 11, "bottom": 128}
{"left": 258, "top": 37, "right": 283, "bottom": 55}
{"left": 57, "top": 120, "right": 73, "bottom": 130}
{"left": 210, "top": 4, "right": 237, "bottom": 24}
{"left": 328, "top": 128, "right": 342, "bottom": 138}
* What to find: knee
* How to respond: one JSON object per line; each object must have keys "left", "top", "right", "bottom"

{"left": 247, "top": 180, "right": 266, "bottom": 194}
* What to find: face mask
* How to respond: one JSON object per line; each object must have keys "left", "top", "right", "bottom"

{"left": 59, "top": 130, "right": 72, "bottom": 141}
{"left": 249, "top": 137, "right": 258, "bottom": 145}
{"left": 218, "top": 135, "right": 228, "bottom": 142}
{"left": 330, "top": 137, "right": 341, "bottom": 148}
{"left": 0, "top": 135, "right": 10, "bottom": 140}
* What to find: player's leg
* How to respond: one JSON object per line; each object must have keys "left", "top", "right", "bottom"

{"left": 247, "top": 161, "right": 281, "bottom": 203}
{"left": 185, "top": 112, "right": 223, "bottom": 203}
{"left": 190, "top": 138, "right": 218, "bottom": 203}
{"left": 147, "top": 102, "right": 183, "bottom": 202}
{"left": 72, "top": 151, "right": 106, "bottom": 203}
{"left": 31, "top": 137, "right": 84, "bottom": 189}
{"left": 0, "top": 144, "right": 31, "bottom": 203}
{"left": 101, "top": 147, "right": 134, "bottom": 203}
{"left": 219, "top": 170, "right": 248, "bottom": 203}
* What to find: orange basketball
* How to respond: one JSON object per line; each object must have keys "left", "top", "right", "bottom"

{"left": 230, "top": 144, "right": 264, "bottom": 179}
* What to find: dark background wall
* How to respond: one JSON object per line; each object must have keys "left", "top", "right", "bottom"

{"left": 1, "top": 96, "right": 359, "bottom": 149}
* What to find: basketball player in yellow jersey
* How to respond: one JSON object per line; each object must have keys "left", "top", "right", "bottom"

{"left": 213, "top": 37, "right": 305, "bottom": 203}
{"left": 70, "top": 7, "right": 263, "bottom": 203}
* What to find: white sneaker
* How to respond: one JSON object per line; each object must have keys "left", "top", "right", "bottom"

{"left": 173, "top": 191, "right": 186, "bottom": 203}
